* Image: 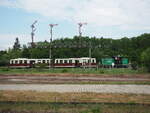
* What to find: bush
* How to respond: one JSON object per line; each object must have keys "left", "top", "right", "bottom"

{"left": 131, "top": 62, "right": 138, "bottom": 70}
{"left": 99, "top": 70, "right": 104, "bottom": 74}
{"left": 141, "top": 48, "right": 150, "bottom": 72}
{"left": 0, "top": 59, "right": 9, "bottom": 66}
{"left": 61, "top": 69, "right": 68, "bottom": 73}
{"left": 36, "top": 63, "right": 47, "bottom": 71}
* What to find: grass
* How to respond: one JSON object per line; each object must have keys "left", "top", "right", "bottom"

{"left": 0, "top": 102, "right": 150, "bottom": 113}
{"left": 0, "top": 91, "right": 150, "bottom": 113}
{"left": 0, "top": 90, "right": 150, "bottom": 104}
{"left": 0, "top": 67, "right": 146, "bottom": 75}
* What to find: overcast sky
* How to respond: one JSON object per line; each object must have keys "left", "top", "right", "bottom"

{"left": 0, "top": 0, "right": 150, "bottom": 50}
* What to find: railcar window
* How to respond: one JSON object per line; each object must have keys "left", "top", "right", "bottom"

{"left": 60, "top": 60, "right": 63, "bottom": 64}
{"left": 64, "top": 60, "right": 68, "bottom": 64}
{"left": 38, "top": 60, "right": 41, "bottom": 63}
{"left": 24, "top": 60, "right": 27, "bottom": 64}
{"left": 19, "top": 60, "right": 22, "bottom": 64}
{"left": 92, "top": 59, "right": 95, "bottom": 63}
{"left": 83, "top": 59, "right": 86, "bottom": 63}
{"left": 47, "top": 60, "right": 49, "bottom": 63}
{"left": 15, "top": 60, "right": 18, "bottom": 64}
{"left": 55, "top": 60, "right": 58, "bottom": 64}
{"left": 10, "top": 61, "right": 13, "bottom": 64}
{"left": 69, "top": 60, "right": 72, "bottom": 64}
{"left": 43, "top": 60, "right": 45, "bottom": 63}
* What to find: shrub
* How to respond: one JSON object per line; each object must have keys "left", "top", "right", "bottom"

{"left": 36, "top": 63, "right": 47, "bottom": 71}
{"left": 1, "top": 67, "right": 10, "bottom": 71}
{"left": 99, "top": 70, "right": 104, "bottom": 74}
{"left": 61, "top": 69, "right": 68, "bottom": 73}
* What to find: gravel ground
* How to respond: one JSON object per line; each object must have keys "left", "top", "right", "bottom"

{"left": 0, "top": 84, "right": 150, "bottom": 94}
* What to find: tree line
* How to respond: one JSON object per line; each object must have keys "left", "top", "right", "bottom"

{"left": 0, "top": 33, "right": 150, "bottom": 71}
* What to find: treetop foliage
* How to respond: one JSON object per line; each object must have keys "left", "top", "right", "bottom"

{"left": 0, "top": 33, "right": 150, "bottom": 67}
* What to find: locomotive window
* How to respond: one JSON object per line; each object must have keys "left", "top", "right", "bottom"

{"left": 69, "top": 60, "right": 72, "bottom": 64}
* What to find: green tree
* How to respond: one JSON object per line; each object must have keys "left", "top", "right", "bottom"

{"left": 0, "top": 51, "right": 8, "bottom": 66}
{"left": 21, "top": 45, "right": 30, "bottom": 58}
{"left": 141, "top": 48, "right": 150, "bottom": 72}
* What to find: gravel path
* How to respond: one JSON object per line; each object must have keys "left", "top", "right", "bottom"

{"left": 0, "top": 84, "right": 150, "bottom": 94}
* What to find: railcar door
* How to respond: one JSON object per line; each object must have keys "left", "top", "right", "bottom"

{"left": 30, "top": 60, "right": 35, "bottom": 68}
{"left": 75, "top": 60, "right": 80, "bottom": 67}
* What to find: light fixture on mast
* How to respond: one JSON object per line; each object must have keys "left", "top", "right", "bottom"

{"left": 49, "top": 24, "right": 58, "bottom": 68}
{"left": 78, "top": 22, "right": 87, "bottom": 37}
{"left": 31, "top": 20, "right": 37, "bottom": 48}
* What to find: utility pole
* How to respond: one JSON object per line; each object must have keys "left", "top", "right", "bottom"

{"left": 31, "top": 20, "right": 37, "bottom": 48}
{"left": 49, "top": 24, "right": 58, "bottom": 69}
{"left": 89, "top": 39, "right": 92, "bottom": 69}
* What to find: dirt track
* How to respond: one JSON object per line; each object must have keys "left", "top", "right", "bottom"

{"left": 0, "top": 74, "right": 150, "bottom": 84}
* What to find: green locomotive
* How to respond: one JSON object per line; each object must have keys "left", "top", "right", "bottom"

{"left": 101, "top": 56, "right": 129, "bottom": 68}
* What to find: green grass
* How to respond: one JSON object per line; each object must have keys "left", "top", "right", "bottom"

{"left": 1, "top": 91, "right": 150, "bottom": 113}
{"left": 0, "top": 67, "right": 144, "bottom": 75}
{"left": 0, "top": 102, "right": 150, "bottom": 113}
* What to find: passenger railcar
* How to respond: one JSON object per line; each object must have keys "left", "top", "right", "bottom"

{"left": 54, "top": 57, "right": 97, "bottom": 68}
{"left": 9, "top": 57, "right": 97, "bottom": 68}
{"left": 9, "top": 58, "right": 51, "bottom": 68}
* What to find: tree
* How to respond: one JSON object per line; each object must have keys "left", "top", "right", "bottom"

{"left": 21, "top": 45, "right": 30, "bottom": 58}
{"left": 0, "top": 50, "right": 8, "bottom": 66}
{"left": 141, "top": 48, "right": 150, "bottom": 72}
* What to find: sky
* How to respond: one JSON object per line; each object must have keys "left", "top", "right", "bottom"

{"left": 0, "top": 0, "right": 150, "bottom": 50}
